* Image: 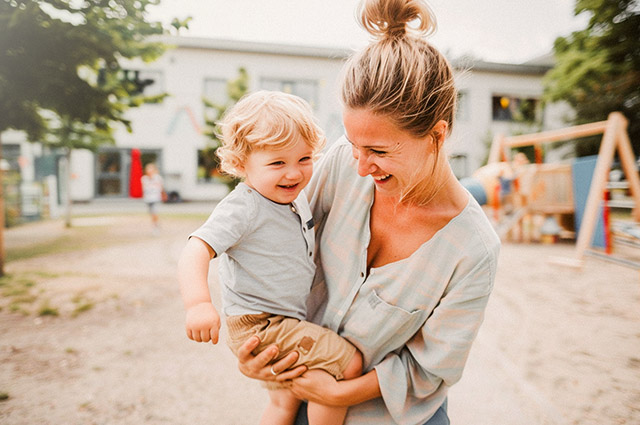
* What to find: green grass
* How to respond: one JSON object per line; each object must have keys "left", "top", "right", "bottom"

{"left": 38, "top": 300, "right": 59, "bottom": 317}
{"left": 71, "top": 294, "right": 95, "bottom": 317}
{"left": 6, "top": 229, "right": 109, "bottom": 262}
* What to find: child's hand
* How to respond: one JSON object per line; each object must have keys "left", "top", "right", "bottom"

{"left": 185, "top": 302, "right": 221, "bottom": 344}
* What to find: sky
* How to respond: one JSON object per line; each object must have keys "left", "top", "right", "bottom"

{"left": 148, "top": 0, "right": 590, "bottom": 64}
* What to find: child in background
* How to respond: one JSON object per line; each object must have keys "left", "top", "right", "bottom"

{"left": 141, "top": 162, "right": 164, "bottom": 232}
{"left": 177, "top": 90, "right": 362, "bottom": 425}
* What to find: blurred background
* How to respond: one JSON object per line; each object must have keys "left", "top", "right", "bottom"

{"left": 1, "top": 1, "right": 639, "bottom": 424}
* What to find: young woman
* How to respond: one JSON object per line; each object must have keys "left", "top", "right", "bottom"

{"left": 236, "top": 1, "right": 500, "bottom": 423}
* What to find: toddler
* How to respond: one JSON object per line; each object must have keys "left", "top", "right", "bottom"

{"left": 177, "top": 90, "right": 362, "bottom": 425}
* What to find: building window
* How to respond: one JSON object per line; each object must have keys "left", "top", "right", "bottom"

{"left": 260, "top": 78, "right": 319, "bottom": 110}
{"left": 456, "top": 90, "right": 470, "bottom": 121}
{"left": 118, "top": 69, "right": 164, "bottom": 96}
{"left": 95, "top": 148, "right": 160, "bottom": 197}
{"left": 203, "top": 78, "right": 228, "bottom": 106}
{"left": 449, "top": 153, "right": 468, "bottom": 179}
{"left": 492, "top": 95, "right": 539, "bottom": 122}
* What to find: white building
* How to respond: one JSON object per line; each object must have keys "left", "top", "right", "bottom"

{"left": 3, "top": 36, "right": 564, "bottom": 209}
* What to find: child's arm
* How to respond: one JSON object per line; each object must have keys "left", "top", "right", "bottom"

{"left": 177, "top": 236, "right": 221, "bottom": 344}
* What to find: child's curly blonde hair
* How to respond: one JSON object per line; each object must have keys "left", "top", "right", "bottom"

{"left": 216, "top": 90, "right": 326, "bottom": 178}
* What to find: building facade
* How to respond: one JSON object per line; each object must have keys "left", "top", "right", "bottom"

{"left": 2, "top": 36, "right": 565, "bottom": 212}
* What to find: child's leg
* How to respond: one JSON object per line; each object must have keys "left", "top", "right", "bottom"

{"left": 260, "top": 388, "right": 301, "bottom": 425}
{"left": 306, "top": 350, "right": 363, "bottom": 425}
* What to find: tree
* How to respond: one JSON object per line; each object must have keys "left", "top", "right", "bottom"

{"left": 0, "top": 0, "right": 177, "bottom": 275}
{"left": 543, "top": 0, "right": 640, "bottom": 157}
{"left": 201, "top": 67, "right": 250, "bottom": 191}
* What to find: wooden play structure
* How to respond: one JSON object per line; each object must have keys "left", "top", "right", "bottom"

{"left": 478, "top": 112, "right": 640, "bottom": 269}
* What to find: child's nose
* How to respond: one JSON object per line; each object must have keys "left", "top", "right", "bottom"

{"left": 285, "top": 166, "right": 303, "bottom": 180}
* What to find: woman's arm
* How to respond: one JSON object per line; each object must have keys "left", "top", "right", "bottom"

{"left": 289, "top": 368, "right": 381, "bottom": 407}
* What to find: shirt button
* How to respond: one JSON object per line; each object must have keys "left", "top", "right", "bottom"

{"left": 247, "top": 189, "right": 252, "bottom": 193}
{"left": 303, "top": 227, "right": 306, "bottom": 232}
{"left": 360, "top": 272, "right": 364, "bottom": 278}
{"left": 309, "top": 252, "right": 313, "bottom": 256}
{"left": 290, "top": 205, "right": 297, "bottom": 213}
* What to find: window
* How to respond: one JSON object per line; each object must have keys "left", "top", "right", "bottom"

{"left": 449, "top": 154, "right": 468, "bottom": 179}
{"left": 260, "top": 78, "right": 319, "bottom": 110}
{"left": 492, "top": 95, "right": 539, "bottom": 122}
{"left": 197, "top": 148, "right": 219, "bottom": 184}
{"left": 95, "top": 148, "right": 161, "bottom": 197}
{"left": 203, "top": 78, "right": 228, "bottom": 106}
{"left": 96, "top": 150, "right": 124, "bottom": 196}
{"left": 456, "top": 90, "right": 470, "bottom": 121}
{"left": 119, "top": 69, "right": 164, "bottom": 96}
{"left": 197, "top": 148, "right": 238, "bottom": 187}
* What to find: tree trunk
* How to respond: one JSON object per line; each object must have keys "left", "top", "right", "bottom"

{"left": 63, "top": 147, "right": 72, "bottom": 228}
{"left": 0, "top": 134, "right": 5, "bottom": 276}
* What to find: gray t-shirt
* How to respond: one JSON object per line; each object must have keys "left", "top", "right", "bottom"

{"left": 190, "top": 183, "right": 316, "bottom": 320}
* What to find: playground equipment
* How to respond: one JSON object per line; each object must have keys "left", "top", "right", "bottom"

{"left": 470, "top": 112, "right": 640, "bottom": 269}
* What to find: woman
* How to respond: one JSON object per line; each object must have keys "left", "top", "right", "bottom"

{"left": 236, "top": 0, "right": 500, "bottom": 423}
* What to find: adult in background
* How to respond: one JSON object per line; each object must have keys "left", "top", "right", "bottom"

{"left": 237, "top": 0, "right": 500, "bottom": 423}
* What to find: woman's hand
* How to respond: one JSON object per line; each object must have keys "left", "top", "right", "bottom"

{"left": 236, "top": 336, "right": 307, "bottom": 382}
{"left": 290, "top": 369, "right": 343, "bottom": 406}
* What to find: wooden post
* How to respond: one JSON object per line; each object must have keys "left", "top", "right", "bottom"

{"left": 613, "top": 115, "right": 640, "bottom": 221}
{"left": 488, "top": 134, "right": 505, "bottom": 164}
{"left": 574, "top": 113, "right": 625, "bottom": 260}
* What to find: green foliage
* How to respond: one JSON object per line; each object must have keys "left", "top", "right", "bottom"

{"left": 201, "top": 68, "right": 250, "bottom": 190}
{"left": 543, "top": 0, "right": 640, "bottom": 157}
{"left": 0, "top": 0, "right": 176, "bottom": 150}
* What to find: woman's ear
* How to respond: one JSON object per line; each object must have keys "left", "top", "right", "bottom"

{"left": 431, "top": 120, "right": 449, "bottom": 146}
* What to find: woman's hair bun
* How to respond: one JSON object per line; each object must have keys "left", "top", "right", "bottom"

{"left": 357, "top": 0, "right": 437, "bottom": 40}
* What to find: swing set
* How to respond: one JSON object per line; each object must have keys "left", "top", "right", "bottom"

{"left": 486, "top": 112, "right": 640, "bottom": 269}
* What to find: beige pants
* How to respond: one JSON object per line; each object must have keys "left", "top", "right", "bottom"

{"left": 226, "top": 313, "right": 356, "bottom": 389}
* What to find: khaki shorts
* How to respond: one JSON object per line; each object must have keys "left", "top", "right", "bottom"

{"left": 226, "top": 313, "right": 356, "bottom": 389}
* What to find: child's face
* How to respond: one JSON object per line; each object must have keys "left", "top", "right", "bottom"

{"left": 242, "top": 138, "right": 314, "bottom": 205}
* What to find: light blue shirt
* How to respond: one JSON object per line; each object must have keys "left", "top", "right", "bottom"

{"left": 305, "top": 137, "right": 500, "bottom": 424}
{"left": 191, "top": 183, "right": 316, "bottom": 320}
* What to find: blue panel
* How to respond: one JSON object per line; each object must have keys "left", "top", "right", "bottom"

{"left": 572, "top": 156, "right": 606, "bottom": 248}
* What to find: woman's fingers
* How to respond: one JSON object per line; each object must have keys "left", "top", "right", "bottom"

{"left": 275, "top": 364, "right": 307, "bottom": 381}
{"left": 237, "top": 336, "right": 279, "bottom": 379}
{"left": 272, "top": 350, "right": 305, "bottom": 381}
{"left": 237, "top": 336, "right": 261, "bottom": 361}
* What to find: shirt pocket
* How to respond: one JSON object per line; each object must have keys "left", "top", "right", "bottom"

{"left": 343, "top": 290, "right": 428, "bottom": 363}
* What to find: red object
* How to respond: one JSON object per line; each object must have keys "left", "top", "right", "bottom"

{"left": 129, "top": 148, "right": 143, "bottom": 198}
{"left": 603, "top": 189, "right": 611, "bottom": 255}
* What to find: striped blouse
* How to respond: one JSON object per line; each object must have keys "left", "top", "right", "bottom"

{"left": 304, "top": 137, "right": 500, "bottom": 425}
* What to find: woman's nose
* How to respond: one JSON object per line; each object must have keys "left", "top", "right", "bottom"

{"left": 355, "top": 151, "right": 374, "bottom": 177}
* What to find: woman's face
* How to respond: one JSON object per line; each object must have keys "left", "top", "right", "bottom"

{"left": 343, "top": 107, "right": 433, "bottom": 199}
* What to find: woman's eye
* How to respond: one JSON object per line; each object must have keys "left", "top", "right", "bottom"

{"left": 371, "top": 149, "right": 387, "bottom": 156}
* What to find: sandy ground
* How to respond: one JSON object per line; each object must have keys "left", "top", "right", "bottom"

{"left": 0, "top": 207, "right": 639, "bottom": 424}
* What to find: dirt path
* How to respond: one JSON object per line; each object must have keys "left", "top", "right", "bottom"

{"left": 1, "top": 213, "right": 639, "bottom": 424}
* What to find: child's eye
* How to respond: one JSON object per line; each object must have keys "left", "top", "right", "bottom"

{"left": 269, "top": 161, "right": 285, "bottom": 166}
{"left": 299, "top": 156, "right": 312, "bottom": 163}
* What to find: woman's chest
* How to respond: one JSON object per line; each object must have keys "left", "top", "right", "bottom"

{"left": 366, "top": 202, "right": 444, "bottom": 270}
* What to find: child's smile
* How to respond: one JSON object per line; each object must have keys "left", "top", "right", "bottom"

{"left": 242, "top": 138, "right": 314, "bottom": 205}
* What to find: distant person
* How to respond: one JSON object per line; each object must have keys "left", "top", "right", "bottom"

{"left": 177, "top": 90, "right": 363, "bottom": 425}
{"left": 141, "top": 162, "right": 164, "bottom": 232}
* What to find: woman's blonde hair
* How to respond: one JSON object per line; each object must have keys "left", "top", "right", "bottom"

{"left": 216, "top": 90, "right": 326, "bottom": 177}
{"left": 342, "top": 0, "right": 457, "bottom": 204}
